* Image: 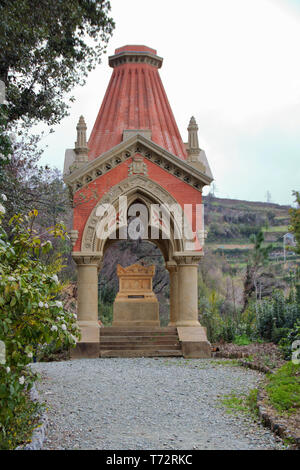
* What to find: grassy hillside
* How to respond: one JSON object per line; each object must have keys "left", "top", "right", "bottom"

{"left": 203, "top": 195, "right": 299, "bottom": 275}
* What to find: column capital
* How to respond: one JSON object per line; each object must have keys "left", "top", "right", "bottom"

{"left": 173, "top": 252, "right": 203, "bottom": 266}
{"left": 72, "top": 251, "right": 103, "bottom": 268}
{"left": 165, "top": 260, "right": 178, "bottom": 273}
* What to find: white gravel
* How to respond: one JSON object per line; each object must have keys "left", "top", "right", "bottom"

{"left": 32, "top": 358, "right": 285, "bottom": 450}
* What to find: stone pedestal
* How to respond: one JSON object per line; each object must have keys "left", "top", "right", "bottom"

{"left": 113, "top": 264, "right": 159, "bottom": 327}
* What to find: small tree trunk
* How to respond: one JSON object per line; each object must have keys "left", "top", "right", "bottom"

{"left": 243, "top": 264, "right": 256, "bottom": 311}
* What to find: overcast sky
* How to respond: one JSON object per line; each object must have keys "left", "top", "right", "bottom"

{"left": 38, "top": 0, "right": 300, "bottom": 206}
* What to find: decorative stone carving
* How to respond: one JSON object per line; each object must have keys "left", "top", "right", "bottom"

{"left": 72, "top": 252, "right": 103, "bottom": 269}
{"left": 64, "top": 135, "right": 212, "bottom": 197}
{"left": 187, "top": 116, "right": 200, "bottom": 156}
{"left": 69, "top": 229, "right": 79, "bottom": 247}
{"left": 117, "top": 264, "right": 155, "bottom": 276}
{"left": 186, "top": 116, "right": 207, "bottom": 174}
{"left": 128, "top": 154, "right": 148, "bottom": 176}
{"left": 173, "top": 253, "right": 203, "bottom": 266}
{"left": 75, "top": 116, "right": 89, "bottom": 160}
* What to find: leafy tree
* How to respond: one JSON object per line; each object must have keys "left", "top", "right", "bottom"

{"left": 0, "top": 0, "right": 114, "bottom": 124}
{"left": 0, "top": 126, "right": 71, "bottom": 227}
{"left": 0, "top": 207, "right": 80, "bottom": 449}
{"left": 0, "top": 110, "right": 75, "bottom": 280}
{"left": 243, "top": 229, "right": 273, "bottom": 310}
{"left": 289, "top": 191, "right": 300, "bottom": 255}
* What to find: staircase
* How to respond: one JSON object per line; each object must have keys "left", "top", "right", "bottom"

{"left": 99, "top": 326, "right": 183, "bottom": 358}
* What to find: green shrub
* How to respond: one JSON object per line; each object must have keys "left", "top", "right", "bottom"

{"left": 37, "top": 341, "right": 70, "bottom": 362}
{"left": 199, "top": 290, "right": 224, "bottom": 342}
{"left": 99, "top": 303, "right": 113, "bottom": 326}
{"left": 0, "top": 387, "right": 42, "bottom": 450}
{"left": 257, "top": 290, "right": 300, "bottom": 343}
{"left": 199, "top": 292, "right": 258, "bottom": 343}
{"left": 0, "top": 208, "right": 80, "bottom": 449}
{"left": 220, "top": 318, "right": 236, "bottom": 343}
{"left": 233, "top": 334, "right": 252, "bottom": 346}
{"left": 99, "top": 284, "right": 116, "bottom": 304}
{"left": 271, "top": 327, "right": 290, "bottom": 345}
{"left": 266, "top": 362, "right": 300, "bottom": 414}
{"left": 279, "top": 321, "right": 300, "bottom": 360}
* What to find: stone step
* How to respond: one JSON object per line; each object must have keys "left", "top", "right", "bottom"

{"left": 100, "top": 327, "right": 177, "bottom": 336}
{"left": 100, "top": 335, "right": 179, "bottom": 343}
{"left": 100, "top": 331, "right": 177, "bottom": 337}
{"left": 100, "top": 350, "right": 183, "bottom": 358}
{"left": 100, "top": 343, "right": 181, "bottom": 350}
{"left": 99, "top": 326, "right": 182, "bottom": 358}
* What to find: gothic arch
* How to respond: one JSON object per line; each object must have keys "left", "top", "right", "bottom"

{"left": 81, "top": 174, "right": 187, "bottom": 260}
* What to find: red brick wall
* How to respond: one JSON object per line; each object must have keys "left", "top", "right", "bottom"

{"left": 73, "top": 158, "right": 202, "bottom": 251}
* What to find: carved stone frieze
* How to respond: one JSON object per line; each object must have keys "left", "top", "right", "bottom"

{"left": 64, "top": 135, "right": 212, "bottom": 197}
{"left": 117, "top": 263, "right": 155, "bottom": 276}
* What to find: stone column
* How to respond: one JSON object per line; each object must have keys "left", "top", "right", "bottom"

{"left": 72, "top": 253, "right": 102, "bottom": 358}
{"left": 166, "top": 261, "right": 178, "bottom": 326}
{"left": 174, "top": 255, "right": 201, "bottom": 327}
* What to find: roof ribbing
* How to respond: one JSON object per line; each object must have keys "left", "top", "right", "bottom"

{"left": 88, "top": 45, "right": 187, "bottom": 161}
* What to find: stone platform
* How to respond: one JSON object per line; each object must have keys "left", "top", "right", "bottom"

{"left": 71, "top": 326, "right": 211, "bottom": 359}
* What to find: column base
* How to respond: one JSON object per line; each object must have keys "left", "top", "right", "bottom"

{"left": 78, "top": 321, "right": 100, "bottom": 342}
{"left": 177, "top": 327, "right": 211, "bottom": 358}
{"left": 71, "top": 342, "right": 100, "bottom": 359}
{"left": 71, "top": 321, "right": 100, "bottom": 359}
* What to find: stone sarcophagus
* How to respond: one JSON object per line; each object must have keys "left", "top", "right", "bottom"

{"left": 113, "top": 264, "right": 159, "bottom": 327}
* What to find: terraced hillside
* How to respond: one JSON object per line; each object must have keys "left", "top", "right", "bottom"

{"left": 203, "top": 195, "right": 299, "bottom": 274}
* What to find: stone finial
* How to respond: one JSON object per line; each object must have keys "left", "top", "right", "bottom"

{"left": 187, "top": 116, "right": 200, "bottom": 156}
{"left": 186, "top": 116, "right": 207, "bottom": 174}
{"left": 69, "top": 229, "right": 79, "bottom": 247}
{"left": 74, "top": 115, "right": 89, "bottom": 164}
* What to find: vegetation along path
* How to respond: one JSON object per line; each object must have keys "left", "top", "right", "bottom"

{"left": 32, "top": 358, "right": 286, "bottom": 450}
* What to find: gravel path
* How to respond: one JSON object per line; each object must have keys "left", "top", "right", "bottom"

{"left": 32, "top": 358, "right": 285, "bottom": 450}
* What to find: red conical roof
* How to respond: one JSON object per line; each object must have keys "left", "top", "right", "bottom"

{"left": 88, "top": 45, "right": 187, "bottom": 160}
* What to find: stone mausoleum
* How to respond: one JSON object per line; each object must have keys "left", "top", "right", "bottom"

{"left": 63, "top": 45, "right": 213, "bottom": 359}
